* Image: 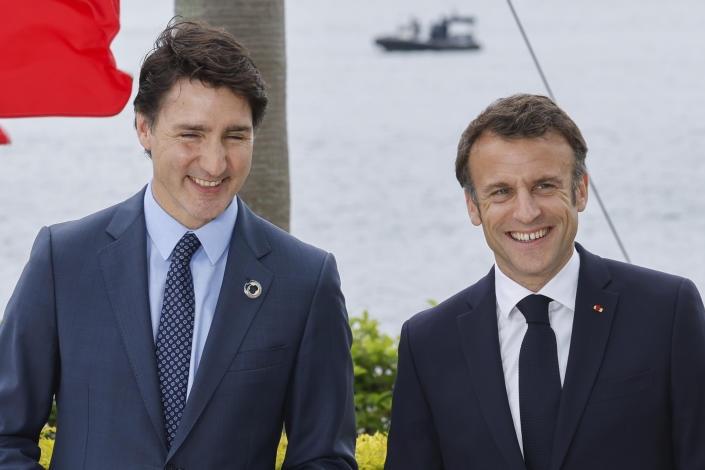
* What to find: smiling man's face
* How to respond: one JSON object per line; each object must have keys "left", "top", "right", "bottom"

{"left": 136, "top": 78, "right": 254, "bottom": 229}
{"left": 465, "top": 131, "right": 588, "bottom": 291}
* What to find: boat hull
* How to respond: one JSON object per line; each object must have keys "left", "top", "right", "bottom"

{"left": 375, "top": 36, "right": 480, "bottom": 51}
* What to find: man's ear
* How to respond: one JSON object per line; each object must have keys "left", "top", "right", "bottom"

{"left": 576, "top": 172, "right": 589, "bottom": 212}
{"left": 135, "top": 113, "right": 152, "bottom": 152}
{"left": 465, "top": 190, "right": 482, "bottom": 226}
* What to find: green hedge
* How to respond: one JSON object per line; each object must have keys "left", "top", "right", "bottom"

{"left": 351, "top": 311, "right": 398, "bottom": 434}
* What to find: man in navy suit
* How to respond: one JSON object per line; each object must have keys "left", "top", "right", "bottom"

{"left": 0, "top": 21, "right": 357, "bottom": 469}
{"left": 385, "top": 94, "right": 705, "bottom": 469}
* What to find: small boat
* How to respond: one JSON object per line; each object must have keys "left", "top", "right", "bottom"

{"left": 374, "top": 15, "right": 481, "bottom": 52}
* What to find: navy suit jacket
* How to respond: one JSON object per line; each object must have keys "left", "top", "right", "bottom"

{"left": 0, "top": 189, "right": 358, "bottom": 470}
{"left": 385, "top": 244, "right": 705, "bottom": 469}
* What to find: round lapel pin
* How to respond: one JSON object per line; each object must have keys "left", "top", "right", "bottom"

{"left": 244, "top": 280, "right": 262, "bottom": 299}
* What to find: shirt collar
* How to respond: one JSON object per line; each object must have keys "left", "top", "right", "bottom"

{"left": 143, "top": 181, "right": 238, "bottom": 265}
{"left": 495, "top": 246, "right": 580, "bottom": 319}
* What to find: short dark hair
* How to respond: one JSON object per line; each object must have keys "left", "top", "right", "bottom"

{"left": 455, "top": 94, "right": 587, "bottom": 205}
{"left": 134, "top": 18, "right": 268, "bottom": 129}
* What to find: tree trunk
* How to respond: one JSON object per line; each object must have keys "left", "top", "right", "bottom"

{"left": 175, "top": 0, "right": 290, "bottom": 232}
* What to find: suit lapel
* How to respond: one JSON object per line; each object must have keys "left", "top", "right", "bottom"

{"left": 167, "top": 198, "right": 273, "bottom": 459}
{"left": 457, "top": 269, "right": 526, "bottom": 469}
{"left": 551, "top": 245, "right": 618, "bottom": 470}
{"left": 98, "top": 188, "right": 168, "bottom": 450}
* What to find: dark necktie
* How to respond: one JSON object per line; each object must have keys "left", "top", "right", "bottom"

{"left": 517, "top": 294, "right": 560, "bottom": 470}
{"left": 155, "top": 232, "right": 201, "bottom": 447}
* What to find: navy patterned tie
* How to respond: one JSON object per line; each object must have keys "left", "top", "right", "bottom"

{"left": 517, "top": 294, "right": 560, "bottom": 470}
{"left": 155, "top": 232, "right": 201, "bottom": 447}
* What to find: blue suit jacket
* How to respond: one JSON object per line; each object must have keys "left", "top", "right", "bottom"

{"left": 0, "top": 189, "right": 358, "bottom": 470}
{"left": 385, "top": 244, "right": 705, "bottom": 469}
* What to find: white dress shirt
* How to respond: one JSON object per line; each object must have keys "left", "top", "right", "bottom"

{"left": 494, "top": 247, "right": 580, "bottom": 454}
{"left": 144, "top": 181, "right": 238, "bottom": 398}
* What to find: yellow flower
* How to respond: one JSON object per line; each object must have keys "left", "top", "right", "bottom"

{"left": 38, "top": 426, "right": 56, "bottom": 469}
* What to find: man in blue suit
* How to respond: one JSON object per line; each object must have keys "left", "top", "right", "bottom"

{"left": 0, "top": 21, "right": 357, "bottom": 469}
{"left": 385, "top": 94, "right": 705, "bottom": 469}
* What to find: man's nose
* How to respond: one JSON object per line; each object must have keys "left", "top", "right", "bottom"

{"left": 199, "top": 138, "right": 227, "bottom": 176}
{"left": 513, "top": 189, "right": 541, "bottom": 224}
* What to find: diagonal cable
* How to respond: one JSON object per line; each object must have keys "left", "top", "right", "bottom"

{"left": 506, "top": 0, "right": 631, "bottom": 263}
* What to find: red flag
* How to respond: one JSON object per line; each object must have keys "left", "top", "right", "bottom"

{"left": 0, "top": 127, "right": 9, "bottom": 145}
{"left": 0, "top": 0, "right": 132, "bottom": 118}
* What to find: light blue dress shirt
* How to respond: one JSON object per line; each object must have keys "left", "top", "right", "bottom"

{"left": 143, "top": 181, "right": 238, "bottom": 397}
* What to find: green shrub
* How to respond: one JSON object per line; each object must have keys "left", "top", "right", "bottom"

{"left": 48, "top": 400, "right": 57, "bottom": 427}
{"left": 350, "top": 311, "right": 398, "bottom": 435}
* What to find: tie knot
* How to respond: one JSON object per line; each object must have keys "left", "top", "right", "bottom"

{"left": 516, "top": 294, "right": 552, "bottom": 324}
{"left": 172, "top": 232, "right": 201, "bottom": 265}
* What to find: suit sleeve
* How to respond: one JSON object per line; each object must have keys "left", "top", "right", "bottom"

{"left": 385, "top": 321, "right": 443, "bottom": 470}
{"left": 670, "top": 278, "right": 705, "bottom": 469}
{"left": 281, "top": 253, "right": 358, "bottom": 470}
{"left": 0, "top": 227, "right": 58, "bottom": 469}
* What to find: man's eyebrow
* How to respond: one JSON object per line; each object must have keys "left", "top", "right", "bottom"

{"left": 480, "top": 182, "right": 510, "bottom": 194}
{"left": 479, "top": 175, "right": 564, "bottom": 193}
{"left": 174, "top": 123, "right": 209, "bottom": 132}
{"left": 224, "top": 125, "right": 252, "bottom": 132}
{"left": 534, "top": 176, "right": 563, "bottom": 186}
{"left": 172, "top": 124, "right": 252, "bottom": 132}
